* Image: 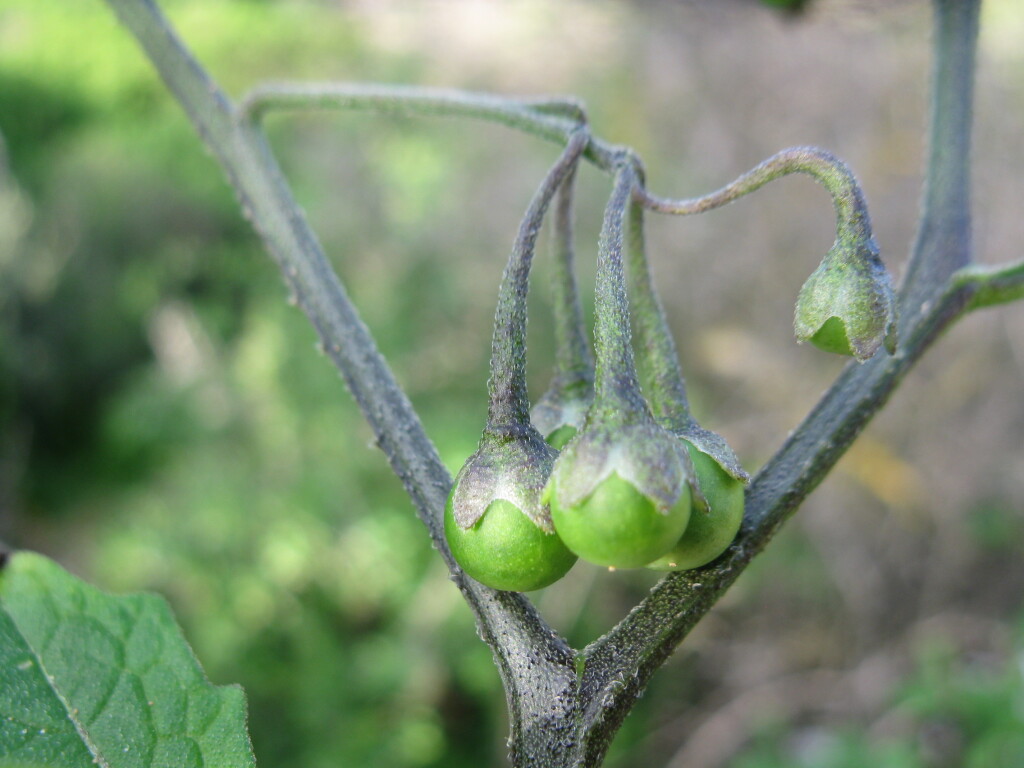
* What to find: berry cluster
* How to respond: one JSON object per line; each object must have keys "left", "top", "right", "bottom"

{"left": 446, "top": 129, "right": 895, "bottom": 592}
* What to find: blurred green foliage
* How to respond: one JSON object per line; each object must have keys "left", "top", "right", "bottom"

{"left": 733, "top": 624, "right": 1024, "bottom": 768}
{"left": 1, "top": 2, "right": 1021, "bottom": 767}
{"left": 0, "top": 3, "right": 504, "bottom": 767}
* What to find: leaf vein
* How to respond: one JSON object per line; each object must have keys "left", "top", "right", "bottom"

{"left": 7, "top": 611, "right": 113, "bottom": 768}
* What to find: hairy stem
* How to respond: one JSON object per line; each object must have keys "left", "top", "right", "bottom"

{"left": 955, "top": 259, "right": 1024, "bottom": 311}
{"left": 487, "top": 130, "right": 589, "bottom": 429}
{"left": 592, "top": 163, "right": 649, "bottom": 414}
{"left": 102, "top": 1, "right": 987, "bottom": 766}
{"left": 626, "top": 196, "right": 691, "bottom": 427}
{"left": 900, "top": 0, "right": 980, "bottom": 317}
{"left": 242, "top": 82, "right": 619, "bottom": 170}
{"left": 639, "top": 146, "right": 871, "bottom": 240}
{"left": 550, "top": 163, "right": 594, "bottom": 392}
{"left": 575, "top": 1, "right": 982, "bottom": 761}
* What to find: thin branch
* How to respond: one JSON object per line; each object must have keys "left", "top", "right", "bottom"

{"left": 101, "top": 4, "right": 579, "bottom": 763}
{"left": 241, "top": 82, "right": 620, "bottom": 170}
{"left": 487, "top": 129, "right": 589, "bottom": 429}
{"left": 638, "top": 146, "right": 870, "bottom": 238}
{"left": 530, "top": 148, "right": 595, "bottom": 445}
{"left": 550, "top": 163, "right": 594, "bottom": 391}
{"left": 626, "top": 194, "right": 691, "bottom": 427}
{"left": 899, "top": 0, "right": 980, "bottom": 319}
{"left": 954, "top": 259, "right": 1024, "bottom": 311}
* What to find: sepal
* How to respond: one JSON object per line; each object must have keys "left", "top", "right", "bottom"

{"left": 544, "top": 411, "right": 692, "bottom": 515}
{"left": 450, "top": 426, "right": 557, "bottom": 533}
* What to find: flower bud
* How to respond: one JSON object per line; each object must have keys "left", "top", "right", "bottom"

{"left": 445, "top": 429, "right": 576, "bottom": 592}
{"left": 794, "top": 234, "right": 897, "bottom": 361}
{"left": 544, "top": 418, "right": 692, "bottom": 568}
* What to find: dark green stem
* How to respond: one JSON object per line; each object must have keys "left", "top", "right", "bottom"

{"left": 549, "top": 162, "right": 594, "bottom": 393}
{"left": 241, "top": 82, "right": 620, "bottom": 171}
{"left": 592, "top": 162, "right": 649, "bottom": 415}
{"left": 955, "top": 259, "right": 1024, "bottom": 311}
{"left": 900, "top": 0, "right": 979, "bottom": 320}
{"left": 626, "top": 195, "right": 691, "bottom": 427}
{"left": 487, "top": 130, "right": 589, "bottom": 429}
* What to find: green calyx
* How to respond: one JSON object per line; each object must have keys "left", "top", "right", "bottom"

{"left": 445, "top": 497, "right": 576, "bottom": 592}
{"left": 794, "top": 233, "right": 897, "bottom": 361}
{"left": 647, "top": 443, "right": 745, "bottom": 571}
{"left": 448, "top": 429, "right": 557, "bottom": 533}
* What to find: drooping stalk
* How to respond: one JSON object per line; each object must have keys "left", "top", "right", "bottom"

{"left": 639, "top": 146, "right": 871, "bottom": 241}
{"left": 550, "top": 163, "right": 594, "bottom": 394}
{"left": 487, "top": 129, "right": 590, "bottom": 430}
{"left": 544, "top": 160, "right": 694, "bottom": 571}
{"left": 626, "top": 195, "right": 691, "bottom": 427}
{"left": 531, "top": 158, "right": 595, "bottom": 444}
{"left": 640, "top": 146, "right": 894, "bottom": 361}
{"left": 626, "top": 183, "right": 749, "bottom": 490}
{"left": 592, "top": 161, "right": 648, "bottom": 415}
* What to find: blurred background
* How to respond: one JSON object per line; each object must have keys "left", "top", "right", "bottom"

{"left": 1, "top": 0, "right": 1023, "bottom": 766}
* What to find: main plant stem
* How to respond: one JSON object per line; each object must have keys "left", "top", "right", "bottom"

{"left": 901, "top": 0, "right": 979, "bottom": 317}
{"left": 104, "top": 1, "right": 984, "bottom": 766}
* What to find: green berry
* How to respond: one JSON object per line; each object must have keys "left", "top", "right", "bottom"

{"left": 647, "top": 445, "right": 744, "bottom": 571}
{"left": 549, "top": 472, "right": 690, "bottom": 568}
{"left": 808, "top": 316, "right": 854, "bottom": 356}
{"left": 545, "top": 424, "right": 578, "bottom": 450}
{"left": 445, "top": 497, "right": 576, "bottom": 592}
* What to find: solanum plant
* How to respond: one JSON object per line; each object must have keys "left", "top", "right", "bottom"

{"left": 2, "top": 0, "right": 1023, "bottom": 767}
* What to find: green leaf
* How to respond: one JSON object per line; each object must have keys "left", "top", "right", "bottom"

{"left": 0, "top": 552, "right": 256, "bottom": 768}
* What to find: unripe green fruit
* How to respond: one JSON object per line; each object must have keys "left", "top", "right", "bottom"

{"left": 549, "top": 472, "right": 691, "bottom": 568}
{"left": 808, "top": 316, "right": 854, "bottom": 356}
{"left": 647, "top": 446, "right": 744, "bottom": 571}
{"left": 545, "top": 425, "right": 578, "bottom": 450}
{"left": 445, "top": 497, "right": 577, "bottom": 592}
